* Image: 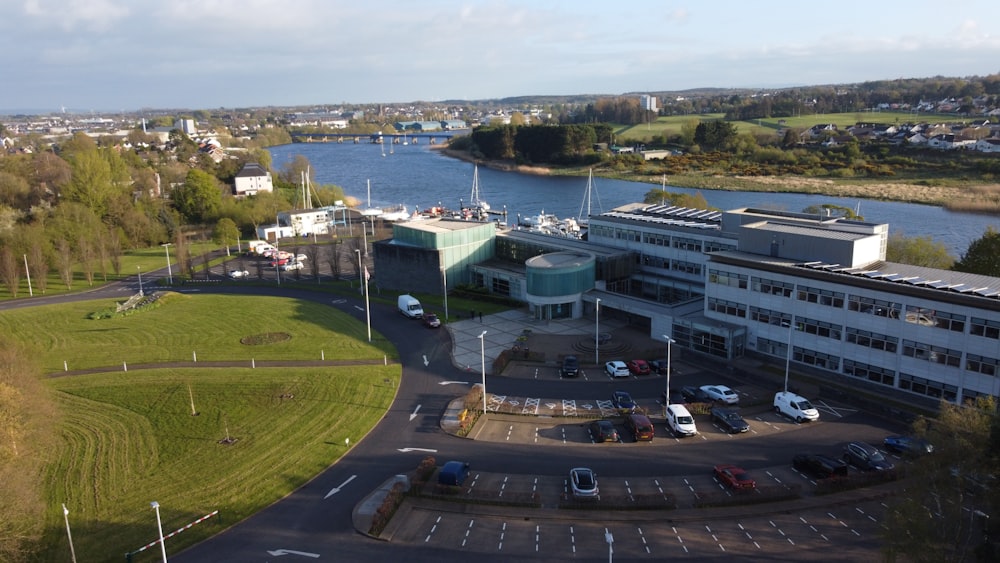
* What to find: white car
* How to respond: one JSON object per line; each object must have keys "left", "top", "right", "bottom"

{"left": 295, "top": 253, "right": 308, "bottom": 262}
{"left": 700, "top": 384, "right": 740, "bottom": 405}
{"left": 228, "top": 269, "right": 250, "bottom": 279}
{"left": 569, "top": 467, "right": 599, "bottom": 499}
{"left": 281, "top": 261, "right": 304, "bottom": 271}
{"left": 604, "top": 360, "right": 630, "bottom": 378}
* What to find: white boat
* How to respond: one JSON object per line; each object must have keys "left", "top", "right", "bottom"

{"left": 469, "top": 164, "right": 490, "bottom": 211}
{"left": 576, "top": 168, "right": 602, "bottom": 225}
{"left": 360, "top": 179, "right": 407, "bottom": 220}
{"left": 519, "top": 210, "right": 582, "bottom": 238}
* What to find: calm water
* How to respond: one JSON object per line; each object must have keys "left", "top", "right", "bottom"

{"left": 268, "top": 141, "right": 999, "bottom": 257}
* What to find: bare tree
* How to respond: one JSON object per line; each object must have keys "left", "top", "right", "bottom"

{"left": 77, "top": 234, "right": 95, "bottom": 286}
{"left": 108, "top": 228, "right": 122, "bottom": 276}
{"left": 56, "top": 239, "right": 73, "bottom": 289}
{"left": 325, "top": 242, "right": 341, "bottom": 280}
{"left": 307, "top": 243, "right": 321, "bottom": 281}
{"left": 0, "top": 247, "right": 20, "bottom": 298}
{"left": 28, "top": 238, "right": 48, "bottom": 294}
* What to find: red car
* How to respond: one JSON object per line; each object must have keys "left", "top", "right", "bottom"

{"left": 626, "top": 359, "right": 651, "bottom": 375}
{"left": 713, "top": 464, "right": 756, "bottom": 490}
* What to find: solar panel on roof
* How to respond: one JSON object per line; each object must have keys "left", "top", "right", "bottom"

{"left": 904, "top": 278, "right": 926, "bottom": 285}
{"left": 975, "top": 288, "right": 1000, "bottom": 297}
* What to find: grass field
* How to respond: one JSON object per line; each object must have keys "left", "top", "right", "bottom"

{"left": 4, "top": 293, "right": 400, "bottom": 562}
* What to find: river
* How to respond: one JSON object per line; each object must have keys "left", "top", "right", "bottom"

{"left": 268, "top": 141, "right": 999, "bottom": 257}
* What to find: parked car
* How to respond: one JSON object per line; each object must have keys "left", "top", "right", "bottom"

{"left": 280, "top": 261, "right": 304, "bottom": 271}
{"left": 714, "top": 464, "right": 756, "bottom": 490}
{"left": 883, "top": 435, "right": 934, "bottom": 457}
{"left": 569, "top": 467, "right": 599, "bottom": 499}
{"left": 626, "top": 359, "right": 651, "bottom": 375}
{"left": 680, "top": 386, "right": 712, "bottom": 403}
{"left": 843, "top": 441, "right": 895, "bottom": 471}
{"left": 710, "top": 407, "right": 750, "bottom": 433}
{"left": 792, "top": 453, "right": 848, "bottom": 479}
{"left": 611, "top": 390, "right": 636, "bottom": 413}
{"left": 604, "top": 360, "right": 630, "bottom": 378}
{"left": 422, "top": 313, "right": 441, "bottom": 328}
{"left": 228, "top": 269, "right": 250, "bottom": 279}
{"left": 589, "top": 420, "right": 619, "bottom": 443}
{"left": 270, "top": 257, "right": 289, "bottom": 267}
{"left": 649, "top": 359, "right": 672, "bottom": 375}
{"left": 295, "top": 253, "right": 308, "bottom": 262}
{"left": 660, "top": 389, "right": 685, "bottom": 405}
{"left": 560, "top": 355, "right": 580, "bottom": 378}
{"left": 700, "top": 384, "right": 740, "bottom": 405}
{"left": 665, "top": 404, "right": 698, "bottom": 437}
{"left": 438, "top": 460, "right": 471, "bottom": 486}
{"left": 773, "top": 391, "right": 820, "bottom": 422}
{"left": 625, "top": 413, "right": 654, "bottom": 442}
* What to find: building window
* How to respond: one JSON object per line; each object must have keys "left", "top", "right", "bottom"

{"left": 492, "top": 277, "right": 511, "bottom": 296}
{"left": 899, "top": 372, "right": 958, "bottom": 402}
{"left": 792, "top": 347, "right": 840, "bottom": 371}
{"left": 751, "top": 276, "right": 794, "bottom": 297}
{"left": 847, "top": 295, "right": 901, "bottom": 318}
{"left": 798, "top": 316, "right": 842, "bottom": 340}
{"left": 845, "top": 327, "right": 898, "bottom": 353}
{"left": 707, "top": 297, "right": 746, "bottom": 318}
{"left": 902, "top": 339, "right": 962, "bottom": 368}
{"left": 671, "top": 260, "right": 701, "bottom": 275}
{"left": 708, "top": 269, "right": 748, "bottom": 289}
{"left": 971, "top": 317, "right": 1000, "bottom": 340}
{"left": 843, "top": 359, "right": 896, "bottom": 386}
{"left": 704, "top": 240, "right": 737, "bottom": 253}
{"left": 904, "top": 306, "right": 965, "bottom": 332}
{"left": 796, "top": 285, "right": 844, "bottom": 308}
{"left": 966, "top": 354, "right": 999, "bottom": 377}
{"left": 672, "top": 237, "right": 702, "bottom": 252}
{"left": 749, "top": 306, "right": 791, "bottom": 327}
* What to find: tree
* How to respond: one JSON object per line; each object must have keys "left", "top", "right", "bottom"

{"left": 0, "top": 246, "right": 19, "bottom": 298}
{"left": 694, "top": 121, "right": 738, "bottom": 151}
{"left": 642, "top": 189, "right": 711, "bottom": 210}
{"left": 886, "top": 233, "right": 955, "bottom": 269}
{"left": 64, "top": 150, "right": 115, "bottom": 219}
{"left": 172, "top": 169, "right": 223, "bottom": 224}
{"left": 953, "top": 227, "right": 1000, "bottom": 277}
{"left": 213, "top": 217, "right": 240, "bottom": 253}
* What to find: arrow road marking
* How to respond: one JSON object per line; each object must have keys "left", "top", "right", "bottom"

{"left": 266, "top": 549, "right": 320, "bottom": 558}
{"left": 423, "top": 354, "right": 429, "bottom": 366}
{"left": 397, "top": 447, "right": 438, "bottom": 453}
{"left": 324, "top": 474, "right": 357, "bottom": 499}
{"left": 410, "top": 405, "right": 421, "bottom": 421}
{"left": 438, "top": 381, "right": 471, "bottom": 386}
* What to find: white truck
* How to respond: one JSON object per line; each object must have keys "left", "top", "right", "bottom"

{"left": 397, "top": 294, "right": 423, "bottom": 319}
{"left": 246, "top": 240, "right": 275, "bottom": 256}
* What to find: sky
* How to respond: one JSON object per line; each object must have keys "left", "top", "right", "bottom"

{"left": 3, "top": 0, "right": 1000, "bottom": 114}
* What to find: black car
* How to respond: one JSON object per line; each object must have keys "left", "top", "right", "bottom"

{"left": 660, "top": 389, "right": 685, "bottom": 405}
{"left": 710, "top": 406, "right": 750, "bottom": 433}
{"left": 843, "top": 441, "right": 895, "bottom": 471}
{"left": 649, "top": 359, "right": 672, "bottom": 375}
{"left": 561, "top": 355, "right": 580, "bottom": 377}
{"left": 792, "top": 453, "right": 848, "bottom": 479}
{"left": 680, "top": 386, "right": 712, "bottom": 403}
{"left": 589, "top": 419, "right": 619, "bottom": 443}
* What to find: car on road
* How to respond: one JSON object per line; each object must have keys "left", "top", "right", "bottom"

{"left": 714, "top": 464, "right": 756, "bottom": 490}
{"left": 569, "top": 467, "right": 599, "bottom": 499}
{"left": 228, "top": 269, "right": 250, "bottom": 279}
{"left": 589, "top": 420, "right": 619, "bottom": 443}
{"left": 422, "top": 313, "right": 441, "bottom": 328}
{"left": 611, "top": 390, "right": 636, "bottom": 413}
{"left": 560, "top": 355, "right": 580, "bottom": 377}
{"left": 700, "top": 384, "right": 740, "bottom": 405}
{"left": 680, "top": 386, "right": 712, "bottom": 403}
{"left": 883, "top": 435, "right": 934, "bottom": 457}
{"left": 604, "top": 360, "right": 630, "bottom": 378}
{"left": 626, "top": 359, "right": 651, "bottom": 375}
{"left": 792, "top": 453, "right": 848, "bottom": 479}
{"left": 281, "top": 261, "right": 304, "bottom": 271}
{"left": 843, "top": 441, "right": 895, "bottom": 472}
{"left": 710, "top": 407, "right": 750, "bottom": 433}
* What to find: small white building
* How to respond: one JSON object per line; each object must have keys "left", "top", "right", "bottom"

{"left": 234, "top": 163, "right": 273, "bottom": 197}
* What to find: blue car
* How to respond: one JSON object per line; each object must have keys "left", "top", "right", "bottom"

{"left": 883, "top": 435, "right": 934, "bottom": 457}
{"left": 611, "top": 391, "right": 636, "bottom": 413}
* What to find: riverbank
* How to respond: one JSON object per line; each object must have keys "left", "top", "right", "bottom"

{"left": 435, "top": 146, "right": 1000, "bottom": 214}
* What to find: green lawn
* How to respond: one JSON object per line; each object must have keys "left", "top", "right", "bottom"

{"left": 5, "top": 293, "right": 400, "bottom": 562}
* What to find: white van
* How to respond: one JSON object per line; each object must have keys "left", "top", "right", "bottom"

{"left": 773, "top": 391, "right": 820, "bottom": 422}
{"left": 665, "top": 404, "right": 698, "bottom": 437}
{"left": 397, "top": 294, "right": 423, "bottom": 319}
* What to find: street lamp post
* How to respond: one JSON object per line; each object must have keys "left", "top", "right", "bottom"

{"left": 783, "top": 319, "right": 795, "bottom": 393}
{"left": 441, "top": 265, "right": 449, "bottom": 321}
{"left": 356, "top": 250, "right": 371, "bottom": 342}
{"left": 595, "top": 298, "right": 601, "bottom": 365}
{"left": 605, "top": 530, "right": 614, "bottom": 563}
{"left": 137, "top": 267, "right": 143, "bottom": 295}
{"left": 161, "top": 243, "right": 173, "bottom": 285}
{"left": 23, "top": 254, "right": 32, "bottom": 297}
{"left": 150, "top": 501, "right": 167, "bottom": 563}
{"left": 479, "top": 330, "right": 488, "bottom": 414}
{"left": 62, "top": 504, "right": 77, "bottom": 563}
{"left": 662, "top": 334, "right": 675, "bottom": 406}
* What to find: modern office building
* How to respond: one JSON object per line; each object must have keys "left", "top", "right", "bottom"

{"left": 373, "top": 204, "right": 1000, "bottom": 404}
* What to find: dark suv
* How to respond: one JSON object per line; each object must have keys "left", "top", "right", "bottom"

{"left": 561, "top": 355, "right": 580, "bottom": 377}
{"left": 843, "top": 442, "right": 895, "bottom": 472}
{"left": 792, "top": 453, "right": 848, "bottom": 478}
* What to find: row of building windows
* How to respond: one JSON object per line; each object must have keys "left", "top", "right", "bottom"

{"left": 796, "top": 285, "right": 845, "bottom": 308}
{"left": 641, "top": 255, "right": 703, "bottom": 276}
{"left": 792, "top": 346, "right": 840, "bottom": 372}
{"left": 846, "top": 327, "right": 899, "bottom": 353}
{"left": 752, "top": 276, "right": 794, "bottom": 297}
{"left": 972, "top": 317, "right": 1000, "bottom": 339}
{"left": 708, "top": 297, "right": 746, "bottom": 318}
{"left": 843, "top": 359, "right": 896, "bottom": 386}
{"left": 708, "top": 269, "right": 748, "bottom": 289}
{"left": 797, "top": 316, "right": 842, "bottom": 340}
{"left": 749, "top": 306, "right": 791, "bottom": 327}
{"left": 847, "top": 295, "right": 902, "bottom": 319}
{"left": 967, "top": 354, "right": 1000, "bottom": 377}
{"left": 901, "top": 339, "right": 962, "bottom": 367}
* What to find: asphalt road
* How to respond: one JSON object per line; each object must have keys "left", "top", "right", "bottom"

{"left": 4, "top": 268, "right": 907, "bottom": 562}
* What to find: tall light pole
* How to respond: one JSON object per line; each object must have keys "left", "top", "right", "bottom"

{"left": 594, "top": 298, "right": 601, "bottom": 365}
{"left": 150, "top": 501, "right": 167, "bottom": 563}
{"left": 441, "top": 265, "right": 449, "bottom": 321}
{"left": 662, "top": 334, "right": 675, "bottom": 406}
{"left": 137, "top": 266, "right": 143, "bottom": 295}
{"left": 356, "top": 249, "right": 371, "bottom": 342}
{"left": 62, "top": 504, "right": 77, "bottom": 563}
{"left": 23, "top": 254, "right": 32, "bottom": 297}
{"left": 274, "top": 239, "right": 281, "bottom": 285}
{"left": 479, "top": 330, "right": 488, "bottom": 414}
{"left": 605, "top": 530, "right": 614, "bottom": 563}
{"left": 783, "top": 319, "right": 795, "bottom": 393}
{"left": 161, "top": 243, "right": 173, "bottom": 285}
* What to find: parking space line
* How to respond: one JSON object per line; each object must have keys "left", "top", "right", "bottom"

{"left": 672, "top": 526, "right": 688, "bottom": 553}
{"left": 535, "top": 524, "right": 540, "bottom": 552}
{"left": 569, "top": 525, "right": 576, "bottom": 554}
{"left": 498, "top": 521, "right": 506, "bottom": 551}
{"left": 505, "top": 425, "right": 513, "bottom": 441}
{"left": 498, "top": 475, "right": 508, "bottom": 497}
{"left": 424, "top": 515, "right": 442, "bottom": 543}
{"left": 461, "top": 519, "right": 475, "bottom": 547}
{"left": 636, "top": 526, "right": 651, "bottom": 554}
